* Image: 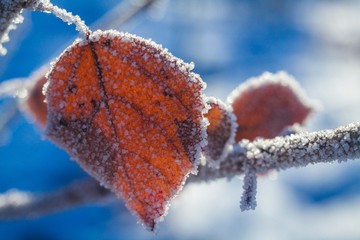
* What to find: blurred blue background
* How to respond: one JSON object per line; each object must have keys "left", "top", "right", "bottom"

{"left": 1, "top": 0, "right": 360, "bottom": 239}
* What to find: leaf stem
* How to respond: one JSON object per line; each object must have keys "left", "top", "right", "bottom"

{"left": 34, "top": 1, "right": 91, "bottom": 37}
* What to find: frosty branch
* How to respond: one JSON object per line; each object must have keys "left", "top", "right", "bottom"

{"left": 193, "top": 122, "right": 360, "bottom": 181}
{"left": 0, "top": 122, "right": 359, "bottom": 220}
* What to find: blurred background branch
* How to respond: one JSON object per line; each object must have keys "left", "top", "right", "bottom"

{"left": 0, "top": 179, "right": 113, "bottom": 220}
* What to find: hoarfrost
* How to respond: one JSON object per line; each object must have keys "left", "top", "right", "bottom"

{"left": 194, "top": 122, "right": 360, "bottom": 182}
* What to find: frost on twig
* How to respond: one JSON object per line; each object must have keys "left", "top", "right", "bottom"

{"left": 193, "top": 122, "right": 360, "bottom": 182}
{"left": 0, "top": 0, "right": 90, "bottom": 55}
{"left": 0, "top": 179, "right": 112, "bottom": 220}
{"left": 0, "top": 0, "right": 43, "bottom": 55}
{"left": 36, "top": 2, "right": 91, "bottom": 36}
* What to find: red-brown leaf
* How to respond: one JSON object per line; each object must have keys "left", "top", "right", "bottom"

{"left": 228, "top": 71, "right": 315, "bottom": 141}
{"left": 44, "top": 30, "right": 208, "bottom": 230}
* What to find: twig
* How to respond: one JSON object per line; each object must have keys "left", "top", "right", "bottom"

{"left": 191, "top": 122, "right": 360, "bottom": 182}
{"left": 34, "top": 1, "right": 91, "bottom": 36}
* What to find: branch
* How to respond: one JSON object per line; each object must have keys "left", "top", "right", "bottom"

{"left": 35, "top": 2, "right": 91, "bottom": 36}
{"left": 191, "top": 122, "right": 360, "bottom": 182}
{"left": 0, "top": 122, "right": 359, "bottom": 220}
{"left": 0, "top": 179, "right": 113, "bottom": 220}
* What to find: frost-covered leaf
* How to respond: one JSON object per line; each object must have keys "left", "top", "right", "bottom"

{"left": 203, "top": 97, "right": 236, "bottom": 168}
{"left": 228, "top": 71, "right": 316, "bottom": 141}
{"left": 44, "top": 30, "right": 207, "bottom": 230}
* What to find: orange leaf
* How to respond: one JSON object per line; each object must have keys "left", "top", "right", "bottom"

{"left": 228, "top": 71, "right": 315, "bottom": 141}
{"left": 203, "top": 97, "right": 236, "bottom": 167}
{"left": 44, "top": 30, "right": 208, "bottom": 230}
